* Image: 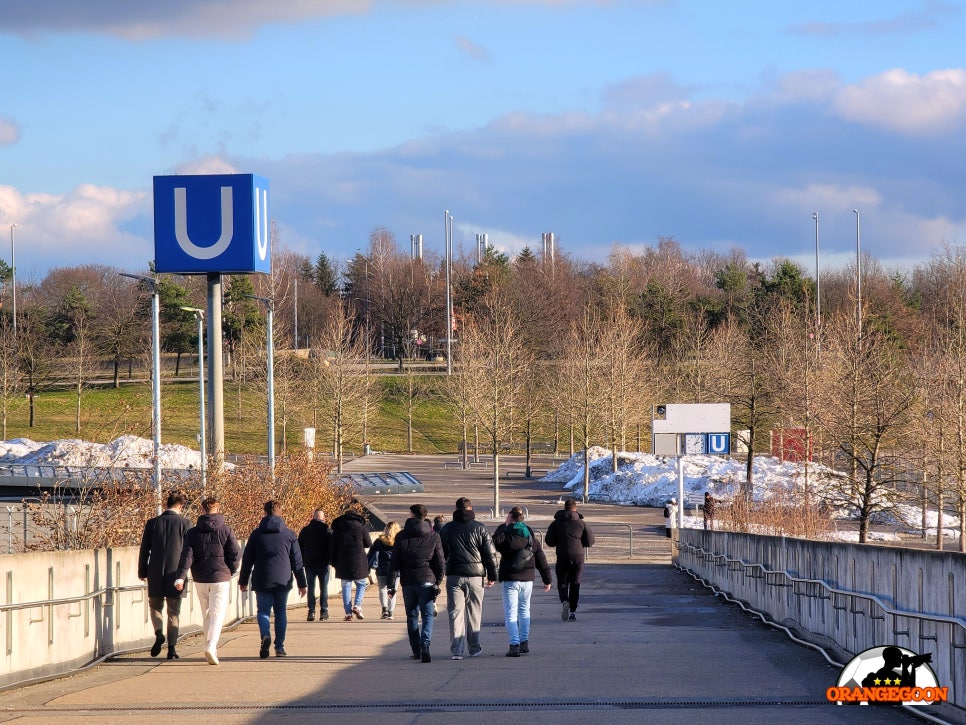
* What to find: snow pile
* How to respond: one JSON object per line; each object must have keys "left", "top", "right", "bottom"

{"left": 0, "top": 435, "right": 202, "bottom": 470}
{"left": 546, "top": 446, "right": 836, "bottom": 507}
{"left": 545, "top": 446, "right": 960, "bottom": 543}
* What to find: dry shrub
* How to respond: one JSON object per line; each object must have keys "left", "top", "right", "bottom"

{"left": 25, "top": 451, "right": 353, "bottom": 551}
{"left": 721, "top": 494, "right": 832, "bottom": 539}
{"left": 28, "top": 470, "right": 166, "bottom": 551}
{"left": 207, "top": 450, "right": 353, "bottom": 538}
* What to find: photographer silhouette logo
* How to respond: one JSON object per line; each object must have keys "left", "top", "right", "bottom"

{"left": 827, "top": 645, "right": 947, "bottom": 706}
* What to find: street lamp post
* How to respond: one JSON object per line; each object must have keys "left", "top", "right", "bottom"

{"left": 120, "top": 272, "right": 162, "bottom": 514}
{"left": 247, "top": 295, "right": 275, "bottom": 480}
{"left": 444, "top": 210, "right": 453, "bottom": 375}
{"left": 853, "top": 209, "right": 862, "bottom": 344}
{"left": 180, "top": 307, "right": 207, "bottom": 494}
{"left": 9, "top": 224, "right": 16, "bottom": 341}
{"left": 812, "top": 212, "right": 821, "bottom": 357}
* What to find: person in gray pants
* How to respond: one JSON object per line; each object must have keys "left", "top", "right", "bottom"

{"left": 438, "top": 497, "right": 498, "bottom": 660}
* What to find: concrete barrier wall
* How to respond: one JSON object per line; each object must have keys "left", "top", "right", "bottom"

{"left": 675, "top": 530, "right": 966, "bottom": 708}
{"left": 0, "top": 546, "right": 333, "bottom": 689}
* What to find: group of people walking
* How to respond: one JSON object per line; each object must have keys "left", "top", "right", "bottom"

{"left": 138, "top": 491, "right": 594, "bottom": 664}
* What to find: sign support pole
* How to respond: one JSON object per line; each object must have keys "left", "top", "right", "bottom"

{"left": 207, "top": 273, "right": 225, "bottom": 474}
{"left": 677, "top": 454, "right": 685, "bottom": 529}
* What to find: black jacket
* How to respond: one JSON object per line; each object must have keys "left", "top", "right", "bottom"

{"left": 368, "top": 536, "right": 396, "bottom": 579}
{"left": 389, "top": 517, "right": 444, "bottom": 587}
{"left": 138, "top": 509, "right": 189, "bottom": 598}
{"left": 177, "top": 512, "right": 241, "bottom": 584}
{"left": 329, "top": 511, "right": 373, "bottom": 580}
{"left": 439, "top": 509, "right": 498, "bottom": 580}
{"left": 239, "top": 515, "right": 307, "bottom": 593}
{"left": 545, "top": 509, "right": 595, "bottom": 563}
{"left": 492, "top": 522, "right": 552, "bottom": 585}
{"left": 298, "top": 519, "right": 332, "bottom": 571}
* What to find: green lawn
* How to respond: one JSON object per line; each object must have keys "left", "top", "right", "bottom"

{"left": 1, "top": 379, "right": 465, "bottom": 456}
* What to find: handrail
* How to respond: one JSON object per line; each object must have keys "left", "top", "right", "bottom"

{"left": 582, "top": 522, "right": 634, "bottom": 559}
{"left": 676, "top": 540, "right": 966, "bottom": 636}
{"left": 0, "top": 582, "right": 149, "bottom": 613}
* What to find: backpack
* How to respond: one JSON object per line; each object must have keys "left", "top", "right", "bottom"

{"left": 663, "top": 506, "right": 670, "bottom": 518}
{"left": 508, "top": 537, "right": 535, "bottom": 573}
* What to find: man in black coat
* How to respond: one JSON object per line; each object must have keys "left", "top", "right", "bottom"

{"left": 329, "top": 500, "right": 373, "bottom": 621}
{"left": 438, "top": 497, "right": 497, "bottom": 659}
{"left": 239, "top": 501, "right": 307, "bottom": 658}
{"left": 174, "top": 496, "right": 241, "bottom": 665}
{"left": 138, "top": 491, "right": 189, "bottom": 659}
{"left": 545, "top": 498, "right": 595, "bottom": 622}
{"left": 298, "top": 508, "right": 332, "bottom": 621}
{"left": 389, "top": 504, "right": 444, "bottom": 663}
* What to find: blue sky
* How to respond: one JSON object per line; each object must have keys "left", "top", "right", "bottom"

{"left": 3, "top": 0, "right": 966, "bottom": 281}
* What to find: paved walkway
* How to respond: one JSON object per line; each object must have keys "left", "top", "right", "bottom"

{"left": 0, "top": 455, "right": 922, "bottom": 724}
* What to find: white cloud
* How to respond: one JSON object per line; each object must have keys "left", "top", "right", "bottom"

{"left": 0, "top": 183, "right": 150, "bottom": 278}
{"left": 174, "top": 156, "right": 240, "bottom": 176}
{"left": 834, "top": 68, "right": 966, "bottom": 134}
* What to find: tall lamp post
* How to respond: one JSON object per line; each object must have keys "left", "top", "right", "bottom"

{"left": 853, "top": 209, "right": 862, "bottom": 344}
{"left": 121, "top": 272, "right": 162, "bottom": 514}
{"left": 180, "top": 307, "right": 207, "bottom": 494}
{"left": 444, "top": 210, "right": 453, "bottom": 375}
{"left": 247, "top": 295, "right": 275, "bottom": 479}
{"left": 9, "top": 224, "right": 16, "bottom": 341}
{"left": 812, "top": 212, "right": 821, "bottom": 357}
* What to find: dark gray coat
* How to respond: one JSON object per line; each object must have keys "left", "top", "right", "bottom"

{"left": 138, "top": 509, "right": 190, "bottom": 598}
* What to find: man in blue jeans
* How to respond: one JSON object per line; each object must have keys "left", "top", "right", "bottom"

{"left": 389, "top": 504, "right": 444, "bottom": 663}
{"left": 240, "top": 501, "right": 307, "bottom": 658}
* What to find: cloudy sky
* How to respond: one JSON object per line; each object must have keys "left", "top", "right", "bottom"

{"left": 3, "top": 0, "right": 966, "bottom": 281}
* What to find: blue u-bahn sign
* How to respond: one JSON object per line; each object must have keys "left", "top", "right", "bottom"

{"left": 153, "top": 174, "right": 271, "bottom": 274}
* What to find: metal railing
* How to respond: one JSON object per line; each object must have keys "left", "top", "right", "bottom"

{"left": 676, "top": 539, "right": 966, "bottom": 643}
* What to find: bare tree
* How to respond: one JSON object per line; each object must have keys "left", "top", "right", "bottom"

{"left": 815, "top": 311, "right": 919, "bottom": 542}
{"left": 561, "top": 303, "right": 609, "bottom": 503}
{"left": 310, "top": 304, "right": 375, "bottom": 473}
{"left": 453, "top": 291, "right": 532, "bottom": 513}
{"left": 0, "top": 319, "right": 23, "bottom": 438}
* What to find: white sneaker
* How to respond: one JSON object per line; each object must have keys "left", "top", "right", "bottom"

{"left": 205, "top": 649, "right": 219, "bottom": 665}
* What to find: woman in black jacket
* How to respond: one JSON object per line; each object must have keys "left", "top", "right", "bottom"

{"left": 329, "top": 502, "right": 374, "bottom": 621}
{"left": 492, "top": 507, "right": 552, "bottom": 658}
{"left": 239, "top": 501, "right": 307, "bottom": 659}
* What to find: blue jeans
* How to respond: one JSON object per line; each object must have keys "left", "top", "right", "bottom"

{"left": 305, "top": 566, "right": 331, "bottom": 614}
{"left": 255, "top": 589, "right": 290, "bottom": 651}
{"left": 402, "top": 583, "right": 436, "bottom": 654}
{"left": 341, "top": 578, "right": 367, "bottom": 614}
{"left": 501, "top": 580, "right": 533, "bottom": 645}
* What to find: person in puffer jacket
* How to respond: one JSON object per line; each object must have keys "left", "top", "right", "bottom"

{"left": 175, "top": 497, "right": 241, "bottom": 665}
{"left": 492, "top": 506, "right": 552, "bottom": 658}
{"left": 329, "top": 501, "right": 373, "bottom": 621}
{"left": 438, "top": 497, "right": 497, "bottom": 659}
{"left": 545, "top": 498, "right": 595, "bottom": 622}
{"left": 388, "top": 504, "right": 444, "bottom": 663}
{"left": 239, "top": 501, "right": 307, "bottom": 659}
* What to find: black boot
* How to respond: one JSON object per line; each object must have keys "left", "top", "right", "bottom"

{"left": 150, "top": 630, "right": 165, "bottom": 657}
{"left": 166, "top": 646, "right": 179, "bottom": 660}
{"left": 421, "top": 646, "right": 431, "bottom": 663}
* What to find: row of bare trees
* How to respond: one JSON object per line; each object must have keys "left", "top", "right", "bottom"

{"left": 2, "top": 230, "right": 965, "bottom": 548}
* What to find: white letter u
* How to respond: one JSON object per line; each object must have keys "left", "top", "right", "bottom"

{"left": 174, "top": 186, "right": 234, "bottom": 260}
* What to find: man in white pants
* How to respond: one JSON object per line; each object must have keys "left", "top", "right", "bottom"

{"left": 176, "top": 497, "right": 241, "bottom": 665}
